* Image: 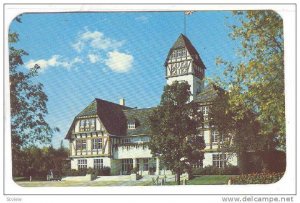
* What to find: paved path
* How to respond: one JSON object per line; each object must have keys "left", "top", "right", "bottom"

{"left": 16, "top": 174, "right": 188, "bottom": 187}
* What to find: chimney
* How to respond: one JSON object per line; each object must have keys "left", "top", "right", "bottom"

{"left": 119, "top": 98, "right": 125, "bottom": 106}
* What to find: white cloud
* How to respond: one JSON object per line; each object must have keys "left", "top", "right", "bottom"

{"left": 135, "top": 16, "right": 149, "bottom": 23}
{"left": 25, "top": 55, "right": 83, "bottom": 71}
{"left": 72, "top": 41, "right": 85, "bottom": 52}
{"left": 87, "top": 54, "right": 101, "bottom": 64}
{"left": 72, "top": 29, "right": 124, "bottom": 52}
{"left": 105, "top": 51, "right": 133, "bottom": 73}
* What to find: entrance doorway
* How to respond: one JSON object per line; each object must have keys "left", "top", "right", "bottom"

{"left": 121, "top": 159, "right": 133, "bottom": 175}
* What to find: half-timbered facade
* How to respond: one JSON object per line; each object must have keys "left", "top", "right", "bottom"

{"left": 65, "top": 34, "right": 237, "bottom": 175}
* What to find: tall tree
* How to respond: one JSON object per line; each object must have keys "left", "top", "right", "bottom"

{"left": 216, "top": 11, "right": 285, "bottom": 150}
{"left": 9, "top": 17, "right": 58, "bottom": 176}
{"left": 148, "top": 81, "right": 205, "bottom": 185}
{"left": 209, "top": 87, "right": 263, "bottom": 173}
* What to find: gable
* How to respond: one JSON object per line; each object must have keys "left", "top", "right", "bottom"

{"left": 164, "top": 33, "right": 206, "bottom": 69}
{"left": 65, "top": 98, "right": 132, "bottom": 139}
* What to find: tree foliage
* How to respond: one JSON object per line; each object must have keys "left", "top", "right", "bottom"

{"left": 215, "top": 11, "right": 285, "bottom": 149}
{"left": 9, "top": 17, "right": 59, "bottom": 176}
{"left": 148, "top": 81, "right": 205, "bottom": 185}
{"left": 13, "top": 144, "right": 69, "bottom": 179}
{"left": 9, "top": 18, "right": 59, "bottom": 149}
{"left": 209, "top": 88, "right": 265, "bottom": 173}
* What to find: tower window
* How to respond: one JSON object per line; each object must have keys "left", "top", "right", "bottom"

{"left": 212, "top": 130, "right": 219, "bottom": 143}
{"left": 128, "top": 121, "right": 136, "bottom": 129}
{"left": 171, "top": 49, "right": 187, "bottom": 59}
{"left": 203, "top": 106, "right": 209, "bottom": 115}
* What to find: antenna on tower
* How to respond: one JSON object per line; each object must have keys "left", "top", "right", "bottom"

{"left": 184, "top": 11, "right": 194, "bottom": 36}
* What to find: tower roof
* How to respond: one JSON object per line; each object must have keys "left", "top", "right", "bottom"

{"left": 164, "top": 33, "right": 206, "bottom": 68}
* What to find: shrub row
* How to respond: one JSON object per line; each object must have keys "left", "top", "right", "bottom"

{"left": 65, "top": 167, "right": 111, "bottom": 176}
{"left": 231, "top": 172, "right": 284, "bottom": 184}
{"left": 192, "top": 165, "right": 240, "bottom": 175}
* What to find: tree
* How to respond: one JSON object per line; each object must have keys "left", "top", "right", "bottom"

{"left": 216, "top": 11, "right": 285, "bottom": 150}
{"left": 148, "top": 81, "right": 205, "bottom": 185}
{"left": 209, "top": 87, "right": 263, "bottom": 173}
{"left": 9, "top": 17, "right": 59, "bottom": 177}
{"left": 14, "top": 145, "right": 69, "bottom": 179}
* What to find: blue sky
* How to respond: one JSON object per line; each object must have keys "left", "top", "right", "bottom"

{"left": 10, "top": 11, "right": 240, "bottom": 148}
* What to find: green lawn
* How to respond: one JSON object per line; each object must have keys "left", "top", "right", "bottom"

{"left": 164, "top": 175, "right": 236, "bottom": 185}
{"left": 187, "top": 175, "right": 236, "bottom": 185}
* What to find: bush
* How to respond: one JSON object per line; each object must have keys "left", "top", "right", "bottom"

{"left": 64, "top": 167, "right": 111, "bottom": 177}
{"left": 192, "top": 165, "right": 240, "bottom": 175}
{"left": 231, "top": 172, "right": 284, "bottom": 184}
{"left": 131, "top": 167, "right": 138, "bottom": 174}
{"left": 97, "top": 167, "right": 111, "bottom": 176}
{"left": 240, "top": 151, "right": 286, "bottom": 174}
{"left": 65, "top": 168, "right": 87, "bottom": 176}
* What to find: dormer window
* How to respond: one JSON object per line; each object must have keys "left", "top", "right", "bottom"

{"left": 128, "top": 121, "right": 136, "bottom": 129}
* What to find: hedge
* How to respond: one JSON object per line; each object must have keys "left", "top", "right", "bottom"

{"left": 65, "top": 167, "right": 111, "bottom": 176}
{"left": 231, "top": 172, "right": 284, "bottom": 184}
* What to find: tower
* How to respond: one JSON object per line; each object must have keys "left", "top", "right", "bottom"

{"left": 164, "top": 34, "right": 206, "bottom": 101}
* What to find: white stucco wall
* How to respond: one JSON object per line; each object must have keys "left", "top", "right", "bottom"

{"left": 203, "top": 153, "right": 213, "bottom": 167}
{"left": 113, "top": 146, "right": 152, "bottom": 159}
{"left": 167, "top": 75, "right": 202, "bottom": 101}
{"left": 227, "top": 153, "right": 238, "bottom": 166}
{"left": 203, "top": 130, "right": 210, "bottom": 147}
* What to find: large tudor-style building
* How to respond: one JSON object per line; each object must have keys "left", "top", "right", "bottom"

{"left": 65, "top": 34, "right": 237, "bottom": 175}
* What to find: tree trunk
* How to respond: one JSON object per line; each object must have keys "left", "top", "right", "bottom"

{"left": 176, "top": 172, "right": 181, "bottom": 185}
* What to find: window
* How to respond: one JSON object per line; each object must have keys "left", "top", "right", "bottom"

{"left": 143, "top": 158, "right": 149, "bottom": 171}
{"left": 212, "top": 130, "right": 219, "bottom": 143}
{"left": 78, "top": 159, "right": 87, "bottom": 169}
{"left": 137, "top": 159, "right": 140, "bottom": 170}
{"left": 122, "top": 159, "right": 133, "bottom": 174}
{"left": 90, "top": 119, "right": 95, "bottom": 128}
{"left": 203, "top": 106, "right": 209, "bottom": 115}
{"left": 171, "top": 49, "right": 187, "bottom": 59}
{"left": 128, "top": 122, "right": 136, "bottom": 129}
{"left": 203, "top": 122, "right": 209, "bottom": 129}
{"left": 122, "top": 138, "right": 131, "bottom": 144}
{"left": 82, "top": 140, "right": 86, "bottom": 149}
{"left": 92, "top": 138, "right": 102, "bottom": 150}
{"left": 212, "top": 154, "right": 226, "bottom": 168}
{"left": 94, "top": 159, "right": 103, "bottom": 169}
{"left": 79, "top": 118, "right": 96, "bottom": 132}
{"left": 79, "top": 120, "right": 85, "bottom": 131}
{"left": 76, "top": 139, "right": 86, "bottom": 150}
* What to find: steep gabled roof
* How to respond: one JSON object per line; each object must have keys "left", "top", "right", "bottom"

{"left": 164, "top": 33, "right": 206, "bottom": 68}
{"left": 65, "top": 98, "right": 132, "bottom": 139}
{"left": 123, "top": 107, "right": 155, "bottom": 136}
